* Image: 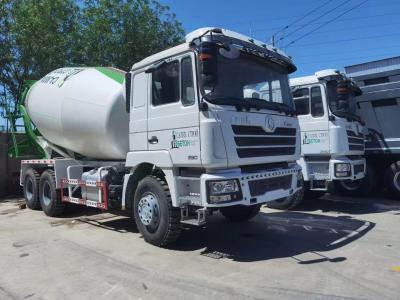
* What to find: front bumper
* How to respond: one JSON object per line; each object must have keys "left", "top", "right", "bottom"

{"left": 199, "top": 164, "right": 302, "bottom": 208}
{"left": 298, "top": 156, "right": 366, "bottom": 181}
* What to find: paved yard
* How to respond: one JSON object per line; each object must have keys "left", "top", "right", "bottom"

{"left": 0, "top": 195, "right": 399, "bottom": 300}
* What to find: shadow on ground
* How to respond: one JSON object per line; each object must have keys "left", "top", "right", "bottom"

{"left": 1, "top": 196, "right": 378, "bottom": 263}
{"left": 294, "top": 193, "right": 400, "bottom": 215}
{"left": 168, "top": 211, "right": 374, "bottom": 263}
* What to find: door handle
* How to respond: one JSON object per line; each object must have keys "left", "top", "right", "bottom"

{"left": 148, "top": 136, "right": 158, "bottom": 144}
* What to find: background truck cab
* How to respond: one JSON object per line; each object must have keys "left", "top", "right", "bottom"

{"left": 267, "top": 69, "right": 366, "bottom": 210}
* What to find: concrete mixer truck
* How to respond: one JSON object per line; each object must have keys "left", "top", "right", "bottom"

{"left": 18, "top": 28, "right": 302, "bottom": 246}
{"left": 267, "top": 70, "right": 366, "bottom": 210}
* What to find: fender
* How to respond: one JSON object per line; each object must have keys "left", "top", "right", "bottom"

{"left": 123, "top": 151, "right": 180, "bottom": 208}
{"left": 125, "top": 150, "right": 173, "bottom": 168}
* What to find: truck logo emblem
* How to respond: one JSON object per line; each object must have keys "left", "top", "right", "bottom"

{"left": 266, "top": 117, "right": 275, "bottom": 132}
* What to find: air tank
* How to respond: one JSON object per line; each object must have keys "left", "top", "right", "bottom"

{"left": 25, "top": 67, "right": 128, "bottom": 160}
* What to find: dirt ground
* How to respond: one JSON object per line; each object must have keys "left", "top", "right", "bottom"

{"left": 0, "top": 194, "right": 399, "bottom": 300}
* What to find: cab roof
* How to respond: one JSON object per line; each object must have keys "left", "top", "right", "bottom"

{"left": 131, "top": 27, "right": 294, "bottom": 71}
{"left": 290, "top": 69, "right": 342, "bottom": 86}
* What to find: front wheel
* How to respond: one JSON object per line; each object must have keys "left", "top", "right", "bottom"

{"left": 266, "top": 187, "right": 304, "bottom": 210}
{"left": 332, "top": 165, "right": 377, "bottom": 197}
{"left": 220, "top": 204, "right": 260, "bottom": 222}
{"left": 133, "top": 176, "right": 182, "bottom": 247}
{"left": 384, "top": 161, "right": 400, "bottom": 199}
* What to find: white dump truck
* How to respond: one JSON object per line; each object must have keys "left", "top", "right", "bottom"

{"left": 267, "top": 69, "right": 366, "bottom": 209}
{"left": 20, "top": 28, "right": 302, "bottom": 246}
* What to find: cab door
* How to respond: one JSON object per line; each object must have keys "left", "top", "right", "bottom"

{"left": 147, "top": 52, "right": 201, "bottom": 166}
{"left": 293, "top": 84, "right": 329, "bottom": 155}
{"left": 129, "top": 71, "right": 150, "bottom": 151}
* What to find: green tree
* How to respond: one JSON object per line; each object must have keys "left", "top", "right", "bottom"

{"left": 0, "top": 0, "right": 184, "bottom": 114}
{"left": 0, "top": 0, "right": 81, "bottom": 111}
{"left": 80, "top": 0, "right": 185, "bottom": 71}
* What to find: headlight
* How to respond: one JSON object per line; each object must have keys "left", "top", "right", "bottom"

{"left": 335, "top": 163, "right": 351, "bottom": 177}
{"left": 210, "top": 180, "right": 239, "bottom": 194}
{"left": 207, "top": 179, "right": 242, "bottom": 203}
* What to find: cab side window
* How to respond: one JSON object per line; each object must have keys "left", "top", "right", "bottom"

{"left": 152, "top": 60, "right": 180, "bottom": 106}
{"left": 293, "top": 88, "right": 310, "bottom": 115}
{"left": 181, "top": 57, "right": 195, "bottom": 106}
{"left": 310, "top": 86, "right": 324, "bottom": 117}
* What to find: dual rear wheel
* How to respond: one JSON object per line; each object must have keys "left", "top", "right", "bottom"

{"left": 23, "top": 168, "right": 65, "bottom": 217}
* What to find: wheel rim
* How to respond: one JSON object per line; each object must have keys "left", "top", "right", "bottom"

{"left": 339, "top": 179, "right": 362, "bottom": 191}
{"left": 138, "top": 192, "right": 160, "bottom": 231}
{"left": 393, "top": 171, "right": 400, "bottom": 191}
{"left": 42, "top": 181, "right": 52, "bottom": 207}
{"left": 25, "top": 178, "right": 34, "bottom": 202}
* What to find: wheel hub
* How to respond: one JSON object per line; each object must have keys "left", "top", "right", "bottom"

{"left": 138, "top": 193, "right": 160, "bottom": 227}
{"left": 393, "top": 171, "right": 400, "bottom": 191}
{"left": 42, "top": 181, "right": 52, "bottom": 207}
{"left": 26, "top": 178, "right": 33, "bottom": 201}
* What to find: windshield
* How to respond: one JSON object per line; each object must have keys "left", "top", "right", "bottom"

{"left": 206, "top": 53, "right": 294, "bottom": 110}
{"left": 326, "top": 80, "right": 357, "bottom": 115}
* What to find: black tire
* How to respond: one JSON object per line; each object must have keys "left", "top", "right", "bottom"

{"left": 332, "top": 165, "right": 376, "bottom": 197}
{"left": 39, "top": 170, "right": 65, "bottom": 217}
{"left": 133, "top": 176, "right": 181, "bottom": 247}
{"left": 304, "top": 188, "right": 325, "bottom": 200}
{"left": 23, "top": 168, "right": 41, "bottom": 210}
{"left": 384, "top": 161, "right": 400, "bottom": 199}
{"left": 266, "top": 187, "right": 304, "bottom": 210}
{"left": 220, "top": 204, "right": 260, "bottom": 222}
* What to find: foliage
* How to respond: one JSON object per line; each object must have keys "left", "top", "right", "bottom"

{"left": 0, "top": 0, "right": 184, "bottom": 114}
{"left": 80, "top": 0, "right": 185, "bottom": 71}
{"left": 0, "top": 0, "right": 80, "bottom": 112}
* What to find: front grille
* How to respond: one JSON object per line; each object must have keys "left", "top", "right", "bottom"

{"left": 248, "top": 175, "right": 292, "bottom": 197}
{"left": 232, "top": 125, "right": 296, "bottom": 136}
{"left": 347, "top": 130, "right": 364, "bottom": 151}
{"left": 354, "top": 164, "right": 364, "bottom": 175}
{"left": 232, "top": 125, "right": 297, "bottom": 158}
{"left": 240, "top": 162, "right": 288, "bottom": 173}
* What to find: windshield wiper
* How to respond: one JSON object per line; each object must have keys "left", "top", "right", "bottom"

{"left": 205, "top": 96, "right": 295, "bottom": 115}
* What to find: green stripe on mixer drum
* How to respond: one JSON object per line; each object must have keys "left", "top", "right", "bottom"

{"left": 95, "top": 67, "right": 125, "bottom": 84}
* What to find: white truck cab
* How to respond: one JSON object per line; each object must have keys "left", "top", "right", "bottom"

{"left": 123, "top": 28, "right": 302, "bottom": 240}
{"left": 20, "top": 28, "right": 302, "bottom": 247}
{"left": 268, "top": 69, "right": 366, "bottom": 209}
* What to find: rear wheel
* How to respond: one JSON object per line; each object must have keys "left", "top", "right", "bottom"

{"left": 384, "top": 161, "right": 400, "bottom": 199}
{"left": 133, "top": 176, "right": 181, "bottom": 247}
{"left": 220, "top": 204, "right": 260, "bottom": 222}
{"left": 23, "top": 168, "right": 41, "bottom": 210}
{"left": 39, "top": 170, "right": 65, "bottom": 216}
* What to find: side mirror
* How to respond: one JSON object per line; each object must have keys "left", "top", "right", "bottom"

{"left": 336, "top": 81, "right": 350, "bottom": 101}
{"left": 199, "top": 41, "right": 218, "bottom": 89}
{"left": 354, "top": 86, "right": 362, "bottom": 96}
{"left": 125, "top": 72, "right": 131, "bottom": 113}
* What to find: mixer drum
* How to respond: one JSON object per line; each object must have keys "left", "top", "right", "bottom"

{"left": 25, "top": 67, "right": 128, "bottom": 160}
